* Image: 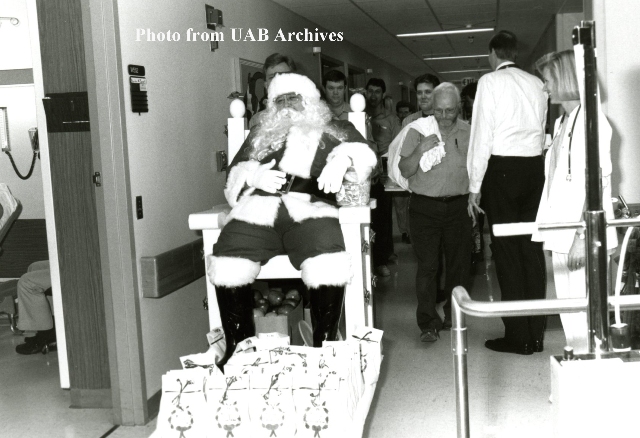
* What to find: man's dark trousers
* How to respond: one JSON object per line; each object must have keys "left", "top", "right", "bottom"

{"left": 482, "top": 155, "right": 547, "bottom": 346}
{"left": 409, "top": 194, "right": 472, "bottom": 331}
{"left": 371, "top": 181, "right": 394, "bottom": 268}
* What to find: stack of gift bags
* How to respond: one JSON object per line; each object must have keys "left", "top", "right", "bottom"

{"left": 154, "top": 326, "right": 383, "bottom": 438}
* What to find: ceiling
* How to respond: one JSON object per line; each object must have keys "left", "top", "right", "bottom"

{"left": 271, "top": 0, "right": 583, "bottom": 82}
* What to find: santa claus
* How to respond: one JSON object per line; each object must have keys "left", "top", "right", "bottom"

{"left": 208, "top": 73, "right": 377, "bottom": 367}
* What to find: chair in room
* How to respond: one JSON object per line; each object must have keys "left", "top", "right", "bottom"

{"left": 0, "top": 192, "right": 23, "bottom": 334}
{"left": 189, "top": 95, "right": 377, "bottom": 339}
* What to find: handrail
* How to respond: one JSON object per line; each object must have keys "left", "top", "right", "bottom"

{"left": 450, "top": 286, "right": 640, "bottom": 438}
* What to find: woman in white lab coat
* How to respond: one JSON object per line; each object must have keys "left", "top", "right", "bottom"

{"left": 533, "top": 50, "right": 618, "bottom": 353}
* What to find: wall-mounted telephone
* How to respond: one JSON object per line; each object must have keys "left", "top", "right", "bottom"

{"left": 28, "top": 128, "right": 39, "bottom": 152}
{"left": 0, "top": 107, "right": 9, "bottom": 152}
{"left": 0, "top": 108, "right": 40, "bottom": 180}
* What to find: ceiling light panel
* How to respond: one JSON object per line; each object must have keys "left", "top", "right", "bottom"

{"left": 398, "top": 27, "right": 494, "bottom": 37}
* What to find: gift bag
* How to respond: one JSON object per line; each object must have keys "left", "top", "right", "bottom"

{"left": 155, "top": 368, "right": 210, "bottom": 438}
{"left": 207, "top": 373, "right": 251, "bottom": 438}
{"left": 226, "top": 351, "right": 271, "bottom": 372}
{"left": 351, "top": 327, "right": 383, "bottom": 385}
{"left": 180, "top": 350, "right": 219, "bottom": 373}
{"left": 324, "top": 341, "right": 364, "bottom": 398}
{"left": 248, "top": 367, "right": 296, "bottom": 437}
{"left": 206, "top": 327, "right": 226, "bottom": 364}
{"left": 269, "top": 345, "right": 322, "bottom": 369}
{"left": 293, "top": 370, "right": 352, "bottom": 438}
{"left": 321, "top": 342, "right": 363, "bottom": 417}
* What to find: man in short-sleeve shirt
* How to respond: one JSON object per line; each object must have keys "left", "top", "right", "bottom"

{"left": 399, "top": 83, "right": 472, "bottom": 342}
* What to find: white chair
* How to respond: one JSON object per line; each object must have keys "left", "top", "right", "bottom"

{"left": 189, "top": 95, "right": 376, "bottom": 338}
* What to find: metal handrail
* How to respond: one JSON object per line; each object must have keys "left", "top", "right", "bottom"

{"left": 451, "top": 287, "right": 640, "bottom": 438}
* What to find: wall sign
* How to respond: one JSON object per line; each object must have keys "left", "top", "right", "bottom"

{"left": 128, "top": 64, "right": 148, "bottom": 114}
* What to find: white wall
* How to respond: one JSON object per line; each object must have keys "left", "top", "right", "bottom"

{"left": 115, "top": 0, "right": 414, "bottom": 396}
{"left": 0, "top": 0, "right": 43, "bottom": 219}
{"left": 556, "top": 12, "right": 584, "bottom": 52}
{"left": 0, "top": 0, "right": 32, "bottom": 70}
{"left": 593, "top": 0, "right": 640, "bottom": 203}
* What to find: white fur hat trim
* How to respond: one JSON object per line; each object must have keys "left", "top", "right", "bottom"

{"left": 268, "top": 73, "right": 320, "bottom": 102}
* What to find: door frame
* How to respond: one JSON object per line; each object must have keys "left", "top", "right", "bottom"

{"left": 27, "top": 0, "right": 147, "bottom": 425}
{"left": 80, "top": 0, "right": 147, "bottom": 425}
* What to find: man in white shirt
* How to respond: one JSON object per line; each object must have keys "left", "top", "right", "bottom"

{"left": 467, "top": 30, "right": 548, "bottom": 355}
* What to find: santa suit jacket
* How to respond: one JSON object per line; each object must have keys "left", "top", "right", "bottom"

{"left": 532, "top": 105, "right": 618, "bottom": 253}
{"left": 223, "top": 120, "right": 377, "bottom": 227}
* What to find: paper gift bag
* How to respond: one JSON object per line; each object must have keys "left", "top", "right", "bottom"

{"left": 180, "top": 350, "right": 219, "bottom": 373}
{"left": 292, "top": 370, "right": 352, "bottom": 438}
{"left": 248, "top": 367, "right": 296, "bottom": 437}
{"left": 320, "top": 342, "right": 363, "bottom": 418}
{"left": 207, "top": 373, "right": 251, "bottom": 438}
{"left": 256, "top": 332, "right": 291, "bottom": 351}
{"left": 156, "top": 368, "right": 210, "bottom": 438}
{"left": 324, "top": 340, "right": 364, "bottom": 403}
{"left": 351, "top": 327, "right": 383, "bottom": 385}
{"left": 226, "top": 351, "right": 271, "bottom": 373}
{"left": 269, "top": 345, "right": 323, "bottom": 369}
{"left": 206, "top": 327, "right": 226, "bottom": 365}
{"left": 234, "top": 336, "right": 260, "bottom": 355}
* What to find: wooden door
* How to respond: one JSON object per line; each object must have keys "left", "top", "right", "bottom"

{"left": 36, "top": 0, "right": 110, "bottom": 408}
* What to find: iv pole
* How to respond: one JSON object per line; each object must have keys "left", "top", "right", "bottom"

{"left": 574, "top": 22, "right": 610, "bottom": 352}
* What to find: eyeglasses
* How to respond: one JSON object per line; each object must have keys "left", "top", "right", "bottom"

{"left": 433, "top": 108, "right": 457, "bottom": 116}
{"left": 274, "top": 93, "right": 303, "bottom": 107}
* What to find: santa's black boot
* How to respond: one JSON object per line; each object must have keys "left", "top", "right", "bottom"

{"left": 216, "top": 285, "right": 255, "bottom": 370}
{"left": 309, "top": 285, "right": 345, "bottom": 348}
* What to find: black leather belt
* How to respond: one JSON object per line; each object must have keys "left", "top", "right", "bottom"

{"left": 414, "top": 193, "right": 467, "bottom": 203}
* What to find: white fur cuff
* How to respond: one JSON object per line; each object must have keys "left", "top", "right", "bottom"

{"left": 327, "top": 142, "right": 377, "bottom": 180}
{"left": 207, "top": 255, "right": 261, "bottom": 287}
{"left": 224, "top": 160, "right": 261, "bottom": 207}
{"left": 301, "top": 251, "right": 352, "bottom": 288}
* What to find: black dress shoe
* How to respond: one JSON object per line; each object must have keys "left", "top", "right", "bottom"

{"left": 420, "top": 328, "right": 439, "bottom": 342}
{"left": 441, "top": 319, "right": 452, "bottom": 331}
{"left": 485, "top": 338, "right": 534, "bottom": 355}
{"left": 532, "top": 339, "right": 544, "bottom": 353}
{"left": 16, "top": 341, "right": 46, "bottom": 355}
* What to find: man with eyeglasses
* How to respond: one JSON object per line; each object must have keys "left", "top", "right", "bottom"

{"left": 398, "top": 82, "right": 472, "bottom": 343}
{"left": 207, "top": 73, "right": 377, "bottom": 367}
{"left": 249, "top": 53, "right": 297, "bottom": 129}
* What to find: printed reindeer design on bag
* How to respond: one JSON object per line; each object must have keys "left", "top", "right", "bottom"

{"left": 168, "top": 379, "right": 195, "bottom": 438}
{"left": 303, "top": 372, "right": 336, "bottom": 437}
{"left": 260, "top": 372, "right": 285, "bottom": 437}
{"left": 216, "top": 376, "right": 242, "bottom": 437}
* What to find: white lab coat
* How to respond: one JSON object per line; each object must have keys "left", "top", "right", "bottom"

{"left": 532, "top": 105, "right": 618, "bottom": 253}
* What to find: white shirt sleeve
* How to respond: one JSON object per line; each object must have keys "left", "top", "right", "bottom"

{"left": 467, "top": 76, "right": 495, "bottom": 193}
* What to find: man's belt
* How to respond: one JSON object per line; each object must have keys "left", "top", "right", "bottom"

{"left": 414, "top": 193, "right": 468, "bottom": 203}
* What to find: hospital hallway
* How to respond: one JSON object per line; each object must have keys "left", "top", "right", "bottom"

{"left": 0, "top": 229, "right": 566, "bottom": 438}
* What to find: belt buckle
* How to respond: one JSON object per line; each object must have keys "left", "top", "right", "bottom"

{"left": 276, "top": 174, "right": 295, "bottom": 195}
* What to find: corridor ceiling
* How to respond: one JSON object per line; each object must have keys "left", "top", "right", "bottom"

{"left": 271, "top": 0, "right": 584, "bottom": 80}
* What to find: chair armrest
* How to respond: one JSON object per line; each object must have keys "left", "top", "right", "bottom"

{"left": 190, "top": 200, "right": 374, "bottom": 229}
{"left": 337, "top": 200, "right": 375, "bottom": 225}
{"left": 188, "top": 204, "right": 232, "bottom": 231}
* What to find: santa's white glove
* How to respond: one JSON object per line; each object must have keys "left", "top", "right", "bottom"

{"left": 317, "top": 154, "right": 351, "bottom": 194}
{"left": 246, "top": 159, "right": 286, "bottom": 193}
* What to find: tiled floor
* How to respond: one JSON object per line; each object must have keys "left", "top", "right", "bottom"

{"left": 0, "top": 233, "right": 566, "bottom": 437}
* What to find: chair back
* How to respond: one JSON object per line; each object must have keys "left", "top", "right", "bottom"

{"left": 227, "top": 96, "right": 367, "bottom": 163}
